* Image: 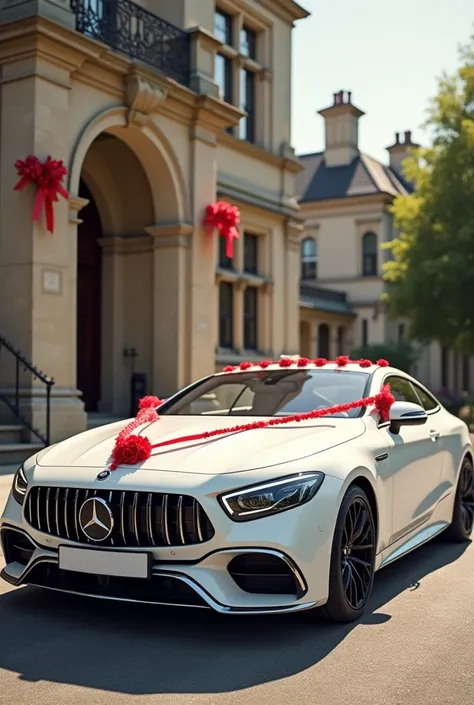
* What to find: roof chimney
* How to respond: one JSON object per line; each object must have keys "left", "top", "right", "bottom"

{"left": 318, "top": 91, "right": 364, "bottom": 167}
{"left": 386, "top": 130, "right": 419, "bottom": 176}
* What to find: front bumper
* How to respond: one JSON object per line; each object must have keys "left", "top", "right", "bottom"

{"left": 0, "top": 472, "right": 344, "bottom": 615}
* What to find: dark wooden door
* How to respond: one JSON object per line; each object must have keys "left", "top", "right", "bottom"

{"left": 77, "top": 180, "right": 102, "bottom": 412}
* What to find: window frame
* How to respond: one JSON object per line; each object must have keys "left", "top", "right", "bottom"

{"left": 214, "top": 9, "right": 233, "bottom": 46}
{"left": 300, "top": 236, "right": 317, "bottom": 280}
{"left": 243, "top": 232, "right": 259, "bottom": 275}
{"left": 361, "top": 231, "right": 378, "bottom": 277}
{"left": 218, "top": 281, "right": 234, "bottom": 349}
{"left": 243, "top": 285, "right": 259, "bottom": 351}
{"left": 239, "top": 68, "right": 256, "bottom": 143}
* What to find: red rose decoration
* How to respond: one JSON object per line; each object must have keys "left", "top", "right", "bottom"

{"left": 110, "top": 434, "right": 152, "bottom": 470}
{"left": 377, "top": 359, "right": 389, "bottom": 367}
{"left": 259, "top": 360, "right": 273, "bottom": 368}
{"left": 239, "top": 361, "right": 253, "bottom": 370}
{"left": 313, "top": 358, "right": 328, "bottom": 367}
{"left": 358, "top": 359, "right": 372, "bottom": 368}
{"left": 297, "top": 357, "right": 310, "bottom": 367}
{"left": 374, "top": 385, "right": 395, "bottom": 422}
{"left": 279, "top": 357, "right": 293, "bottom": 367}
{"left": 138, "top": 395, "right": 162, "bottom": 410}
{"left": 335, "top": 355, "right": 350, "bottom": 367}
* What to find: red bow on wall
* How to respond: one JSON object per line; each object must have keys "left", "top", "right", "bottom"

{"left": 14, "top": 155, "right": 69, "bottom": 234}
{"left": 203, "top": 200, "right": 240, "bottom": 258}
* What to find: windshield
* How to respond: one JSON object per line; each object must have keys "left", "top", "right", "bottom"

{"left": 159, "top": 369, "right": 371, "bottom": 419}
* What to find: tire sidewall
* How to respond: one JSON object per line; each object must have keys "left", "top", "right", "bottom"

{"left": 327, "top": 486, "right": 376, "bottom": 621}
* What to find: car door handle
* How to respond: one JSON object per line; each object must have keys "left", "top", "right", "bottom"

{"left": 429, "top": 430, "right": 440, "bottom": 440}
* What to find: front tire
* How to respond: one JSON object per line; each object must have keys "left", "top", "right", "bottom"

{"left": 443, "top": 457, "right": 474, "bottom": 543}
{"left": 321, "top": 485, "right": 376, "bottom": 623}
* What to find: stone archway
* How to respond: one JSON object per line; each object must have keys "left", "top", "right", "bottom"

{"left": 72, "top": 120, "right": 187, "bottom": 415}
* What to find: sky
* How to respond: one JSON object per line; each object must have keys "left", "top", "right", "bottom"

{"left": 291, "top": 0, "right": 474, "bottom": 163}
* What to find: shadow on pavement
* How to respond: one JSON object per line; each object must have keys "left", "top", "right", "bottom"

{"left": 0, "top": 539, "right": 469, "bottom": 695}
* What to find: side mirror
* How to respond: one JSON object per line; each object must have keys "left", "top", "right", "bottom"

{"left": 388, "top": 401, "right": 428, "bottom": 434}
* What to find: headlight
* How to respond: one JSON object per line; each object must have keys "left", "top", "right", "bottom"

{"left": 218, "top": 472, "right": 325, "bottom": 522}
{"left": 12, "top": 466, "right": 28, "bottom": 505}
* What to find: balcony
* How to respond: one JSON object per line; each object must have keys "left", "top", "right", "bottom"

{"left": 70, "top": 0, "right": 191, "bottom": 87}
{"left": 299, "top": 284, "right": 354, "bottom": 317}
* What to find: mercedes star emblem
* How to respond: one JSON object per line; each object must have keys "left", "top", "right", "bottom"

{"left": 97, "top": 470, "right": 110, "bottom": 481}
{"left": 78, "top": 497, "right": 114, "bottom": 542}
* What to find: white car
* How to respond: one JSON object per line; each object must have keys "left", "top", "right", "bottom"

{"left": 1, "top": 358, "right": 473, "bottom": 623}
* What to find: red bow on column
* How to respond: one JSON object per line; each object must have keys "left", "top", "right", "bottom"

{"left": 203, "top": 200, "right": 240, "bottom": 258}
{"left": 14, "top": 155, "right": 69, "bottom": 234}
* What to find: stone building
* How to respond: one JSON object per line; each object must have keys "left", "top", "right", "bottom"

{"left": 0, "top": 0, "right": 309, "bottom": 457}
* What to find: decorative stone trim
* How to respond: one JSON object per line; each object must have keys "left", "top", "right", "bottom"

{"left": 125, "top": 74, "right": 167, "bottom": 128}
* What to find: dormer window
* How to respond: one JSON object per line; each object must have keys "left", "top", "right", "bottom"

{"left": 301, "top": 237, "right": 317, "bottom": 280}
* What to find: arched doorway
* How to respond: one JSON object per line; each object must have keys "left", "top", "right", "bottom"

{"left": 77, "top": 179, "right": 103, "bottom": 412}
{"left": 318, "top": 323, "right": 330, "bottom": 359}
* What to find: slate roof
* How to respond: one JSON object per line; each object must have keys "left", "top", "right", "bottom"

{"left": 296, "top": 151, "right": 413, "bottom": 203}
{"left": 299, "top": 284, "right": 354, "bottom": 317}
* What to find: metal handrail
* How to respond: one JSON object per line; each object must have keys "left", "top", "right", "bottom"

{"left": 70, "top": 0, "right": 191, "bottom": 86}
{"left": 0, "top": 334, "right": 55, "bottom": 445}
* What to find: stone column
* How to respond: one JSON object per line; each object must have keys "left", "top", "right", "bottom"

{"left": 146, "top": 224, "right": 192, "bottom": 398}
{"left": 186, "top": 123, "right": 219, "bottom": 383}
{"left": 0, "top": 0, "right": 74, "bottom": 27}
{"left": 0, "top": 20, "right": 87, "bottom": 441}
{"left": 283, "top": 216, "right": 304, "bottom": 354}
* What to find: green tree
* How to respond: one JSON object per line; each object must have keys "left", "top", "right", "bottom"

{"left": 350, "top": 341, "right": 419, "bottom": 374}
{"left": 383, "top": 34, "right": 474, "bottom": 353}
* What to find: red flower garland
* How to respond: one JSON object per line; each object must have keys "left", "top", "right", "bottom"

{"left": 14, "top": 155, "right": 69, "bottom": 234}
{"left": 222, "top": 357, "right": 389, "bottom": 373}
{"left": 203, "top": 201, "right": 240, "bottom": 258}
{"left": 107, "top": 375, "right": 395, "bottom": 470}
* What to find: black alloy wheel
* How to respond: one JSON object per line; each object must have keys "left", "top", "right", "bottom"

{"left": 459, "top": 461, "right": 474, "bottom": 534}
{"left": 444, "top": 457, "right": 474, "bottom": 542}
{"left": 341, "top": 496, "right": 376, "bottom": 610}
{"left": 322, "top": 485, "right": 376, "bottom": 622}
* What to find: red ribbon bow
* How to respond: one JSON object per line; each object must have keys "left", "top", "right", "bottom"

{"left": 14, "top": 155, "right": 69, "bottom": 234}
{"left": 203, "top": 200, "right": 240, "bottom": 258}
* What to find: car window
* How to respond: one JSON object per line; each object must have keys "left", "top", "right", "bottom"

{"left": 411, "top": 383, "right": 439, "bottom": 411}
{"left": 384, "top": 376, "right": 420, "bottom": 404}
{"left": 160, "top": 369, "right": 371, "bottom": 418}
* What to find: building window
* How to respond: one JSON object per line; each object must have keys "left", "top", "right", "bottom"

{"left": 243, "top": 233, "right": 259, "bottom": 275}
{"left": 213, "top": 8, "right": 261, "bottom": 144}
{"left": 215, "top": 54, "right": 233, "bottom": 103}
{"left": 218, "top": 235, "right": 234, "bottom": 270}
{"left": 362, "top": 232, "right": 377, "bottom": 277}
{"left": 239, "top": 69, "right": 256, "bottom": 143}
{"left": 219, "top": 282, "right": 234, "bottom": 348}
{"left": 240, "top": 26, "right": 257, "bottom": 58}
{"left": 214, "top": 10, "right": 232, "bottom": 45}
{"left": 361, "top": 319, "right": 368, "bottom": 346}
{"left": 301, "top": 237, "right": 317, "bottom": 280}
{"left": 244, "top": 287, "right": 258, "bottom": 350}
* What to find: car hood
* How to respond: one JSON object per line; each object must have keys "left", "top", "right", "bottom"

{"left": 37, "top": 416, "right": 366, "bottom": 474}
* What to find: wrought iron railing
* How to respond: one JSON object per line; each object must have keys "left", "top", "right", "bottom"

{"left": 0, "top": 335, "right": 55, "bottom": 445}
{"left": 70, "top": 0, "right": 191, "bottom": 86}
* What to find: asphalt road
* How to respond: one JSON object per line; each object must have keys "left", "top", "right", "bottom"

{"left": 0, "top": 467, "right": 473, "bottom": 705}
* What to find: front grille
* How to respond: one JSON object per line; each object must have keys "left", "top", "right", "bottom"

{"left": 24, "top": 486, "right": 214, "bottom": 548}
{"left": 228, "top": 553, "right": 299, "bottom": 596}
{"left": 26, "top": 562, "right": 209, "bottom": 607}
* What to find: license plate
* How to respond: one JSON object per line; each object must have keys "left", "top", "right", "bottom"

{"left": 58, "top": 546, "right": 151, "bottom": 579}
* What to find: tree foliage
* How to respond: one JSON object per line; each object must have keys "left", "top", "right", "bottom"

{"left": 383, "top": 35, "right": 474, "bottom": 353}
{"left": 350, "top": 341, "right": 419, "bottom": 374}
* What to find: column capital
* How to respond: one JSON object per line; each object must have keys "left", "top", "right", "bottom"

{"left": 145, "top": 222, "right": 193, "bottom": 249}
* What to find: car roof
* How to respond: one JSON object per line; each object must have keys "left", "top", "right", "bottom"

{"left": 215, "top": 361, "right": 400, "bottom": 376}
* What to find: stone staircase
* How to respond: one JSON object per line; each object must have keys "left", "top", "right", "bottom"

{"left": 0, "top": 424, "right": 44, "bottom": 467}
